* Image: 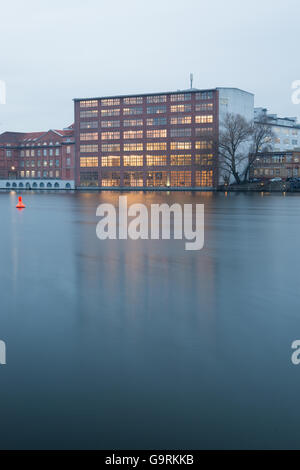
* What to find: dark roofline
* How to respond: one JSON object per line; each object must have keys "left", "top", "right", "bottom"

{"left": 73, "top": 88, "right": 218, "bottom": 102}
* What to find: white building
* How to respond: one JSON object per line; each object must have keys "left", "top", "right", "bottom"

{"left": 254, "top": 107, "right": 300, "bottom": 151}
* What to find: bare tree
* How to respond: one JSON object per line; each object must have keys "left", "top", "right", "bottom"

{"left": 218, "top": 113, "right": 253, "bottom": 185}
{"left": 243, "top": 119, "right": 275, "bottom": 182}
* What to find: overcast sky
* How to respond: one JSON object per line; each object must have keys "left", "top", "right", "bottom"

{"left": 0, "top": 0, "right": 299, "bottom": 132}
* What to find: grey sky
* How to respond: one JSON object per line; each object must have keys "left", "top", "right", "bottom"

{"left": 0, "top": 0, "right": 299, "bottom": 132}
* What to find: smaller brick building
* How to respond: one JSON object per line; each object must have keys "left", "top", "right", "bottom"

{"left": 250, "top": 151, "right": 300, "bottom": 180}
{"left": 0, "top": 126, "right": 75, "bottom": 189}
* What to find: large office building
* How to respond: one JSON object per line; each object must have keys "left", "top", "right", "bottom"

{"left": 74, "top": 87, "right": 254, "bottom": 189}
{"left": 0, "top": 126, "right": 75, "bottom": 189}
{"left": 254, "top": 108, "right": 300, "bottom": 152}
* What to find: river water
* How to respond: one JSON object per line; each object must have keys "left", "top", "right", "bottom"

{"left": 0, "top": 190, "right": 300, "bottom": 449}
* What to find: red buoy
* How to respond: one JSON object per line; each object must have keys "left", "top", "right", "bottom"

{"left": 16, "top": 196, "right": 26, "bottom": 209}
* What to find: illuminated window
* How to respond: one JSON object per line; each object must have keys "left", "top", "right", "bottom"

{"left": 20, "top": 171, "right": 25, "bottom": 178}
{"left": 101, "top": 98, "right": 120, "bottom": 106}
{"left": 170, "top": 171, "right": 192, "bottom": 187}
{"left": 101, "top": 132, "right": 120, "bottom": 140}
{"left": 123, "top": 155, "right": 143, "bottom": 166}
{"left": 80, "top": 145, "right": 98, "bottom": 152}
{"left": 101, "top": 109, "right": 120, "bottom": 117}
{"left": 170, "top": 105, "right": 191, "bottom": 113}
{"left": 80, "top": 100, "right": 98, "bottom": 108}
{"left": 170, "top": 116, "right": 192, "bottom": 125}
{"left": 124, "top": 143, "right": 143, "bottom": 151}
{"left": 80, "top": 157, "right": 99, "bottom": 167}
{"left": 146, "top": 118, "right": 167, "bottom": 126}
{"left": 195, "top": 140, "right": 213, "bottom": 150}
{"left": 147, "top": 129, "right": 167, "bottom": 138}
{"left": 123, "top": 130, "right": 143, "bottom": 139}
{"left": 195, "top": 115, "right": 213, "bottom": 124}
{"left": 102, "top": 143, "right": 120, "bottom": 152}
{"left": 123, "top": 97, "right": 143, "bottom": 104}
{"left": 146, "top": 171, "right": 169, "bottom": 187}
{"left": 80, "top": 171, "right": 98, "bottom": 187}
{"left": 80, "top": 132, "right": 98, "bottom": 141}
{"left": 170, "top": 93, "right": 191, "bottom": 101}
{"left": 101, "top": 120, "right": 120, "bottom": 128}
{"left": 170, "top": 142, "right": 191, "bottom": 150}
{"left": 170, "top": 128, "right": 191, "bottom": 137}
{"left": 196, "top": 92, "right": 214, "bottom": 100}
{"left": 101, "top": 156, "right": 120, "bottom": 167}
{"left": 123, "top": 107, "right": 143, "bottom": 115}
{"left": 123, "top": 119, "right": 143, "bottom": 127}
{"left": 80, "top": 110, "right": 98, "bottom": 118}
{"left": 195, "top": 154, "right": 214, "bottom": 165}
{"left": 124, "top": 171, "right": 144, "bottom": 187}
{"left": 195, "top": 103, "right": 214, "bottom": 112}
{"left": 147, "top": 142, "right": 167, "bottom": 151}
{"left": 146, "top": 95, "right": 167, "bottom": 103}
{"left": 80, "top": 121, "right": 98, "bottom": 129}
{"left": 146, "top": 155, "right": 167, "bottom": 166}
{"left": 101, "top": 171, "right": 120, "bottom": 187}
{"left": 195, "top": 170, "right": 213, "bottom": 186}
{"left": 170, "top": 155, "right": 192, "bottom": 165}
{"left": 147, "top": 106, "right": 166, "bottom": 114}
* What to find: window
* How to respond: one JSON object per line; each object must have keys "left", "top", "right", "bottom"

{"left": 66, "top": 146, "right": 71, "bottom": 154}
{"left": 123, "top": 97, "right": 143, "bottom": 104}
{"left": 80, "top": 144, "right": 98, "bottom": 152}
{"left": 124, "top": 143, "right": 143, "bottom": 151}
{"left": 80, "top": 132, "right": 99, "bottom": 140}
{"left": 195, "top": 154, "right": 214, "bottom": 165}
{"left": 101, "top": 120, "right": 120, "bottom": 128}
{"left": 101, "top": 98, "right": 120, "bottom": 106}
{"left": 146, "top": 95, "right": 166, "bottom": 103}
{"left": 31, "top": 150, "right": 35, "bottom": 157}
{"left": 49, "top": 149, "right": 53, "bottom": 156}
{"left": 195, "top": 115, "right": 213, "bottom": 124}
{"left": 80, "top": 110, "right": 98, "bottom": 118}
{"left": 123, "top": 119, "right": 143, "bottom": 127}
{"left": 195, "top": 170, "right": 213, "bottom": 186}
{"left": 195, "top": 140, "right": 213, "bottom": 150}
{"left": 55, "top": 159, "right": 60, "bottom": 167}
{"left": 195, "top": 127, "right": 213, "bottom": 136}
{"left": 170, "top": 171, "right": 191, "bottom": 187}
{"left": 146, "top": 171, "right": 169, "bottom": 187}
{"left": 49, "top": 159, "right": 53, "bottom": 167}
{"left": 6, "top": 150, "right": 12, "bottom": 157}
{"left": 123, "top": 107, "right": 143, "bottom": 115}
{"left": 123, "top": 130, "right": 143, "bottom": 139}
{"left": 170, "top": 104, "right": 192, "bottom": 113}
{"left": 146, "top": 117, "right": 167, "bottom": 126}
{"left": 66, "top": 157, "right": 71, "bottom": 166}
{"left": 123, "top": 155, "right": 143, "bottom": 166}
{"left": 20, "top": 150, "right": 25, "bottom": 157}
{"left": 102, "top": 143, "right": 120, "bottom": 152}
{"left": 80, "top": 171, "right": 99, "bottom": 187}
{"left": 170, "top": 116, "right": 192, "bottom": 125}
{"left": 80, "top": 157, "right": 99, "bottom": 167}
{"left": 101, "top": 171, "right": 120, "bottom": 187}
{"left": 146, "top": 155, "right": 167, "bottom": 166}
{"left": 196, "top": 91, "right": 213, "bottom": 100}
{"left": 147, "top": 129, "right": 167, "bottom": 138}
{"left": 147, "top": 142, "right": 167, "bottom": 151}
{"left": 147, "top": 106, "right": 166, "bottom": 114}
{"left": 170, "top": 142, "right": 191, "bottom": 150}
{"left": 195, "top": 103, "right": 213, "bottom": 112}
{"left": 43, "top": 149, "right": 47, "bottom": 156}
{"left": 101, "top": 156, "right": 121, "bottom": 167}
{"left": 170, "top": 93, "right": 191, "bottom": 101}
{"left": 170, "top": 155, "right": 192, "bottom": 165}
{"left": 80, "top": 121, "right": 98, "bottom": 129}
{"left": 170, "top": 128, "right": 191, "bottom": 137}
{"left": 101, "top": 109, "right": 120, "bottom": 117}
{"left": 80, "top": 100, "right": 98, "bottom": 108}
{"left": 101, "top": 131, "right": 120, "bottom": 140}
{"left": 124, "top": 171, "right": 144, "bottom": 187}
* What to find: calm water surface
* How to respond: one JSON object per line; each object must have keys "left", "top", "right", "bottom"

{"left": 0, "top": 190, "right": 300, "bottom": 449}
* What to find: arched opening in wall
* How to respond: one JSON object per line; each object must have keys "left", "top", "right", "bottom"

{"left": 19, "top": 183, "right": 24, "bottom": 188}
{"left": 26, "top": 183, "right": 31, "bottom": 189}
{"left": 65, "top": 183, "right": 71, "bottom": 189}
{"left": 40, "top": 182, "right": 45, "bottom": 188}
{"left": 12, "top": 183, "right": 17, "bottom": 188}
{"left": 33, "top": 182, "right": 38, "bottom": 188}
{"left": 47, "top": 183, "right": 52, "bottom": 188}
{"left": 6, "top": 182, "right": 10, "bottom": 188}
{"left": 54, "top": 183, "right": 60, "bottom": 188}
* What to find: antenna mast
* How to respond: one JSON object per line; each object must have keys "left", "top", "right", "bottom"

{"left": 190, "top": 73, "right": 194, "bottom": 89}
